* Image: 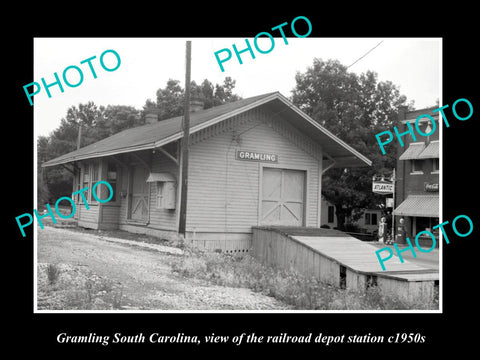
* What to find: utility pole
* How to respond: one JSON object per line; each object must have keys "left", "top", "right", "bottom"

{"left": 178, "top": 40, "right": 191, "bottom": 235}
{"left": 77, "top": 122, "right": 82, "bottom": 150}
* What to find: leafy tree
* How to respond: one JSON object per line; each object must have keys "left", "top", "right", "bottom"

{"left": 155, "top": 79, "right": 185, "bottom": 120}
{"left": 100, "top": 105, "right": 143, "bottom": 136}
{"left": 215, "top": 76, "right": 240, "bottom": 103}
{"left": 38, "top": 103, "right": 140, "bottom": 205}
{"left": 291, "top": 58, "right": 413, "bottom": 230}
{"left": 143, "top": 76, "right": 241, "bottom": 119}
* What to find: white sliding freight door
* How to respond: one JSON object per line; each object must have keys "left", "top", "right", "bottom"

{"left": 260, "top": 167, "right": 305, "bottom": 226}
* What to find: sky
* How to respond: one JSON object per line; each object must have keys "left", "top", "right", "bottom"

{"left": 33, "top": 37, "right": 441, "bottom": 137}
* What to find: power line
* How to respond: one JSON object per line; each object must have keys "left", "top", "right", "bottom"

{"left": 347, "top": 40, "right": 384, "bottom": 69}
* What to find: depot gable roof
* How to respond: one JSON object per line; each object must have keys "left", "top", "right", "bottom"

{"left": 42, "top": 92, "right": 371, "bottom": 168}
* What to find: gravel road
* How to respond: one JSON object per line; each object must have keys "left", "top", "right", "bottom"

{"left": 37, "top": 226, "right": 290, "bottom": 311}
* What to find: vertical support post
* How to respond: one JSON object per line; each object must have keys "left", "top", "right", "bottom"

{"left": 391, "top": 168, "right": 396, "bottom": 241}
{"left": 178, "top": 40, "right": 191, "bottom": 236}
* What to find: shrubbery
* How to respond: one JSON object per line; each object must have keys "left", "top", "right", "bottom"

{"left": 37, "top": 263, "right": 124, "bottom": 310}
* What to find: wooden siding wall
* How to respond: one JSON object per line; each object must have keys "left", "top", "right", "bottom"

{"left": 99, "top": 205, "right": 120, "bottom": 230}
{"left": 189, "top": 236, "right": 252, "bottom": 253}
{"left": 73, "top": 159, "right": 124, "bottom": 230}
{"left": 116, "top": 149, "right": 179, "bottom": 231}
{"left": 252, "top": 228, "right": 340, "bottom": 285}
{"left": 186, "top": 107, "right": 323, "bottom": 250}
{"left": 148, "top": 149, "right": 179, "bottom": 230}
{"left": 77, "top": 204, "right": 100, "bottom": 229}
{"left": 377, "top": 276, "right": 435, "bottom": 302}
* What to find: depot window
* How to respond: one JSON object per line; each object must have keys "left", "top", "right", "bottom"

{"left": 90, "top": 163, "right": 99, "bottom": 202}
{"left": 82, "top": 164, "right": 90, "bottom": 202}
{"left": 146, "top": 173, "right": 176, "bottom": 210}
{"left": 72, "top": 170, "right": 80, "bottom": 203}
{"left": 106, "top": 162, "right": 117, "bottom": 202}
{"left": 79, "top": 161, "right": 102, "bottom": 203}
{"left": 156, "top": 181, "right": 176, "bottom": 209}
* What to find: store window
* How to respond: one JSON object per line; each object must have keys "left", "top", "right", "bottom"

{"left": 432, "top": 158, "right": 439, "bottom": 174}
{"left": 328, "top": 205, "right": 335, "bottom": 223}
{"left": 411, "top": 159, "right": 423, "bottom": 174}
{"left": 416, "top": 217, "right": 439, "bottom": 236}
{"left": 432, "top": 217, "right": 439, "bottom": 237}
{"left": 365, "top": 212, "right": 378, "bottom": 225}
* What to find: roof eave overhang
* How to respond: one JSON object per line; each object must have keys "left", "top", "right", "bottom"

{"left": 273, "top": 93, "right": 372, "bottom": 168}
{"left": 42, "top": 92, "right": 372, "bottom": 169}
{"left": 41, "top": 142, "right": 158, "bottom": 167}
{"left": 42, "top": 93, "right": 281, "bottom": 168}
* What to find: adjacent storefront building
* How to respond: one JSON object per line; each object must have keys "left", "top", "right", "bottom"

{"left": 394, "top": 106, "right": 440, "bottom": 246}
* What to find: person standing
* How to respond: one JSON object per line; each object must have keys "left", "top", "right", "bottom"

{"left": 378, "top": 217, "right": 387, "bottom": 243}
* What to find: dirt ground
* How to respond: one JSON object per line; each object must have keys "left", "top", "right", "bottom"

{"left": 37, "top": 226, "right": 290, "bottom": 311}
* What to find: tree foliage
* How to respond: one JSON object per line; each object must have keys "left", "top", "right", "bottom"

{"left": 142, "top": 76, "right": 241, "bottom": 120}
{"left": 291, "top": 58, "right": 414, "bottom": 229}
{"left": 38, "top": 102, "right": 141, "bottom": 205}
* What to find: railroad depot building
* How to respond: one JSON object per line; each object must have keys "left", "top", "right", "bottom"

{"left": 43, "top": 92, "right": 371, "bottom": 252}
{"left": 394, "top": 106, "right": 440, "bottom": 246}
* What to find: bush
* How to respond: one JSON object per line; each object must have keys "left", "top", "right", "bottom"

{"left": 344, "top": 223, "right": 362, "bottom": 233}
{"left": 46, "top": 264, "right": 61, "bottom": 285}
{"left": 38, "top": 263, "right": 124, "bottom": 310}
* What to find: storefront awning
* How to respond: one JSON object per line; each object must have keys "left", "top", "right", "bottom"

{"left": 399, "top": 142, "right": 426, "bottom": 160}
{"left": 394, "top": 195, "right": 439, "bottom": 217}
{"left": 418, "top": 140, "right": 439, "bottom": 159}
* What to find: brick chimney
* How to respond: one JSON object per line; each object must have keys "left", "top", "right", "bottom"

{"left": 145, "top": 109, "right": 160, "bottom": 124}
{"left": 190, "top": 99, "right": 204, "bottom": 113}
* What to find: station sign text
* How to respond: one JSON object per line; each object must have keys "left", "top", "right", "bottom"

{"left": 236, "top": 150, "right": 278, "bottom": 163}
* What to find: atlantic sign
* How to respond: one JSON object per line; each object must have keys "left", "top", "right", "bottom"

{"left": 372, "top": 181, "right": 394, "bottom": 194}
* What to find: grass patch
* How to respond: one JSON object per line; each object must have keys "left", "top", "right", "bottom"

{"left": 170, "top": 246, "right": 439, "bottom": 310}
{"left": 37, "top": 263, "right": 124, "bottom": 310}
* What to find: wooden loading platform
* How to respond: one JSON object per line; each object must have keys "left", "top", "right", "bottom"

{"left": 252, "top": 226, "right": 439, "bottom": 303}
